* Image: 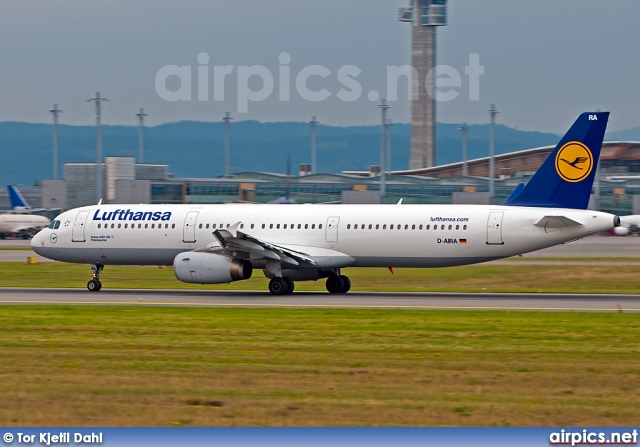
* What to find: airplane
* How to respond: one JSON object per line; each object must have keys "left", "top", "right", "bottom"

{"left": 31, "top": 112, "right": 620, "bottom": 294}
{"left": 612, "top": 215, "right": 640, "bottom": 236}
{"left": 8, "top": 184, "right": 32, "bottom": 210}
{"left": 0, "top": 212, "right": 51, "bottom": 240}
{"left": 0, "top": 186, "right": 51, "bottom": 239}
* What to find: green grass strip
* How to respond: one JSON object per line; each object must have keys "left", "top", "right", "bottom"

{"left": 0, "top": 306, "right": 638, "bottom": 426}
{"left": 1, "top": 262, "right": 640, "bottom": 293}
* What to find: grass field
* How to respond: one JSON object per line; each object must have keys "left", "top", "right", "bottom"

{"left": 0, "top": 306, "right": 639, "bottom": 426}
{"left": 2, "top": 261, "right": 640, "bottom": 293}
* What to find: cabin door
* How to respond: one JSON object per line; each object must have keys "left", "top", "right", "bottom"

{"left": 325, "top": 216, "right": 340, "bottom": 242}
{"left": 72, "top": 211, "right": 90, "bottom": 242}
{"left": 486, "top": 211, "right": 504, "bottom": 245}
{"left": 183, "top": 211, "right": 199, "bottom": 243}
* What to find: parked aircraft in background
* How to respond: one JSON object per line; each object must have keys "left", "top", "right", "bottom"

{"left": 32, "top": 112, "right": 619, "bottom": 294}
{"left": 8, "top": 184, "right": 32, "bottom": 210}
{"left": 612, "top": 215, "right": 640, "bottom": 236}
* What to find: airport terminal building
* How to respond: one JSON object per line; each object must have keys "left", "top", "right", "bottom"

{"left": 3, "top": 141, "right": 640, "bottom": 217}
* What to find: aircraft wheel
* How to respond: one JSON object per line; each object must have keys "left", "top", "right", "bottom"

{"left": 269, "top": 277, "right": 290, "bottom": 295}
{"left": 87, "top": 279, "right": 102, "bottom": 292}
{"left": 284, "top": 277, "right": 295, "bottom": 295}
{"left": 326, "top": 275, "right": 345, "bottom": 294}
{"left": 339, "top": 275, "right": 351, "bottom": 293}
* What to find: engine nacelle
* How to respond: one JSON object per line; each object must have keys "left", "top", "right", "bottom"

{"left": 174, "top": 252, "right": 252, "bottom": 284}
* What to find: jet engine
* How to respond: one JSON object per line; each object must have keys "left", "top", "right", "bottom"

{"left": 174, "top": 252, "right": 252, "bottom": 284}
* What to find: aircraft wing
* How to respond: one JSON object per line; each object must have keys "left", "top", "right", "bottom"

{"left": 534, "top": 215, "right": 583, "bottom": 229}
{"left": 207, "top": 222, "right": 356, "bottom": 269}
{"left": 212, "top": 223, "right": 317, "bottom": 266}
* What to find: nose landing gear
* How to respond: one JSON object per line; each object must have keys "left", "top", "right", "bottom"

{"left": 88, "top": 264, "right": 103, "bottom": 292}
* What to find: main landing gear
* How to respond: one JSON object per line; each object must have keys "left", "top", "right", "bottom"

{"left": 267, "top": 272, "right": 351, "bottom": 295}
{"left": 87, "top": 264, "right": 103, "bottom": 292}
{"left": 325, "top": 274, "right": 351, "bottom": 294}
{"left": 268, "top": 277, "right": 295, "bottom": 295}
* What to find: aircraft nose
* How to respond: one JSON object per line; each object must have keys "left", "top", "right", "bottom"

{"left": 31, "top": 230, "right": 46, "bottom": 253}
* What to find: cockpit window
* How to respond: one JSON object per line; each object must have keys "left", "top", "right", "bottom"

{"left": 48, "top": 221, "right": 55, "bottom": 229}
{"left": 48, "top": 220, "right": 61, "bottom": 229}
{"left": 54, "top": 220, "right": 60, "bottom": 229}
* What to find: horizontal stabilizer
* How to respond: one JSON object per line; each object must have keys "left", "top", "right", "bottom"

{"left": 534, "top": 216, "right": 583, "bottom": 228}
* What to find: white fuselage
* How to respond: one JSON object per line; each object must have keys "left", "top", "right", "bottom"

{"left": 31, "top": 203, "right": 616, "bottom": 268}
{"left": 0, "top": 212, "right": 50, "bottom": 236}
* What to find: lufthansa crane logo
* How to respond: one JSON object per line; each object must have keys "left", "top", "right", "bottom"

{"left": 555, "top": 141, "right": 594, "bottom": 183}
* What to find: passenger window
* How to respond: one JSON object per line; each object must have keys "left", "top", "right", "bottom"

{"left": 441, "top": 225, "right": 445, "bottom": 230}
{"left": 368, "top": 224, "right": 372, "bottom": 229}
{"left": 376, "top": 224, "right": 379, "bottom": 230}
{"left": 284, "top": 224, "right": 287, "bottom": 229}
{"left": 124, "top": 224, "right": 128, "bottom": 229}
{"left": 319, "top": 224, "right": 322, "bottom": 229}
{"left": 383, "top": 224, "right": 386, "bottom": 230}
{"left": 390, "top": 225, "right": 394, "bottom": 230}
{"left": 419, "top": 224, "right": 423, "bottom": 230}
{"left": 262, "top": 224, "right": 266, "bottom": 229}
{"left": 463, "top": 225, "right": 467, "bottom": 230}
{"left": 305, "top": 224, "right": 308, "bottom": 229}
{"left": 448, "top": 225, "right": 452, "bottom": 230}
{"left": 172, "top": 224, "right": 175, "bottom": 229}
{"left": 139, "top": 224, "right": 143, "bottom": 229}
{"left": 270, "top": 224, "right": 273, "bottom": 229}
{"left": 97, "top": 223, "right": 101, "bottom": 229}
{"left": 199, "top": 224, "right": 202, "bottom": 229}
{"left": 347, "top": 224, "right": 351, "bottom": 229}
{"left": 354, "top": 224, "right": 358, "bottom": 229}
{"left": 405, "top": 224, "right": 409, "bottom": 230}
{"left": 297, "top": 224, "right": 301, "bottom": 229}
{"left": 412, "top": 224, "right": 415, "bottom": 230}
{"left": 213, "top": 224, "right": 217, "bottom": 229}
{"left": 206, "top": 224, "right": 210, "bottom": 229}
{"left": 277, "top": 224, "right": 280, "bottom": 229}
{"left": 111, "top": 223, "right": 115, "bottom": 229}
{"left": 456, "top": 225, "right": 459, "bottom": 230}
{"left": 145, "top": 224, "right": 148, "bottom": 229}
{"left": 240, "top": 224, "right": 244, "bottom": 229}
{"left": 251, "top": 224, "right": 255, "bottom": 229}
{"left": 312, "top": 224, "right": 315, "bottom": 229}
{"left": 361, "top": 225, "right": 365, "bottom": 230}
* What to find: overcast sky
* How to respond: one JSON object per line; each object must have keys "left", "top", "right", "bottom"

{"left": 0, "top": 0, "right": 638, "bottom": 133}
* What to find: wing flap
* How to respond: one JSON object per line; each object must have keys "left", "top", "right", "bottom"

{"left": 214, "top": 226, "right": 316, "bottom": 266}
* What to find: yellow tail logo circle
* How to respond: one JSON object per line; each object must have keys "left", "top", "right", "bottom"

{"left": 555, "top": 141, "right": 593, "bottom": 183}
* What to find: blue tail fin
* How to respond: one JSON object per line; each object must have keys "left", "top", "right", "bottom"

{"left": 502, "top": 112, "right": 609, "bottom": 209}
{"left": 7, "top": 185, "right": 31, "bottom": 210}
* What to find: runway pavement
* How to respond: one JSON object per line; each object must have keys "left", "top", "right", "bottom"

{"left": 1, "top": 288, "right": 639, "bottom": 312}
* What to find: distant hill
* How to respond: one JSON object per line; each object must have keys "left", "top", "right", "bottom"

{"left": 0, "top": 120, "right": 634, "bottom": 186}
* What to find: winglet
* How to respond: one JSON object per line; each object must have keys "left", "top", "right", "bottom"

{"left": 502, "top": 112, "right": 609, "bottom": 209}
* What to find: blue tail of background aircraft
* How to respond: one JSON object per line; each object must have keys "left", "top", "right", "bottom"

{"left": 502, "top": 111, "right": 609, "bottom": 209}
{"left": 7, "top": 185, "right": 31, "bottom": 210}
